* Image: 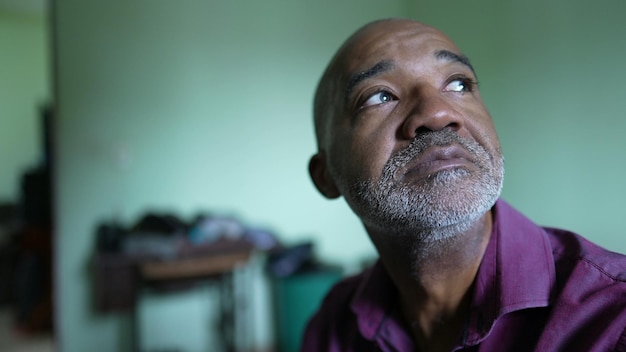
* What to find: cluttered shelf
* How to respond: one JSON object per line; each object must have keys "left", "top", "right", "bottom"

{"left": 92, "top": 213, "right": 276, "bottom": 352}
{"left": 90, "top": 211, "right": 342, "bottom": 352}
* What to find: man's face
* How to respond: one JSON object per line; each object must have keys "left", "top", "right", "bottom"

{"left": 312, "top": 20, "right": 504, "bottom": 238}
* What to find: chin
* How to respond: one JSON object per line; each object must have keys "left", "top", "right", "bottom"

{"left": 352, "top": 166, "right": 503, "bottom": 237}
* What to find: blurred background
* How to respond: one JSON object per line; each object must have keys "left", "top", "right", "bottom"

{"left": 1, "top": 0, "right": 625, "bottom": 351}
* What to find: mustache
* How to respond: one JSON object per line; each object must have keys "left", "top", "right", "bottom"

{"left": 387, "top": 128, "right": 485, "bottom": 168}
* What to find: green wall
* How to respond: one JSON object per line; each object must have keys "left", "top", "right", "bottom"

{"left": 54, "top": 0, "right": 626, "bottom": 351}
{"left": 54, "top": 1, "right": 404, "bottom": 351}
{"left": 0, "top": 10, "right": 49, "bottom": 202}
{"left": 409, "top": 1, "right": 626, "bottom": 254}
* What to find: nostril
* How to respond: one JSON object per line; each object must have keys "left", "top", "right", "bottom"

{"left": 447, "top": 121, "right": 461, "bottom": 131}
{"left": 414, "top": 126, "right": 430, "bottom": 137}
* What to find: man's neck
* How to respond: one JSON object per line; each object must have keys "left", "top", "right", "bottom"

{"left": 368, "top": 211, "right": 493, "bottom": 352}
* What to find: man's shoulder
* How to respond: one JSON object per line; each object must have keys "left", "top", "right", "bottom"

{"left": 529, "top": 228, "right": 626, "bottom": 351}
{"left": 495, "top": 199, "right": 626, "bottom": 282}
{"left": 545, "top": 227, "right": 626, "bottom": 283}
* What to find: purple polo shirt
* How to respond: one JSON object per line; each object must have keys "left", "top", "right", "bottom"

{"left": 301, "top": 199, "right": 626, "bottom": 351}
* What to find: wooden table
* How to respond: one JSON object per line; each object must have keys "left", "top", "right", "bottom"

{"left": 93, "top": 240, "right": 254, "bottom": 352}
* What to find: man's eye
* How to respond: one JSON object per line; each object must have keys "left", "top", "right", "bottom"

{"left": 361, "top": 91, "right": 396, "bottom": 108}
{"left": 444, "top": 78, "right": 474, "bottom": 93}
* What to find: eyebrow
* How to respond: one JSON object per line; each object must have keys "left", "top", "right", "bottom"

{"left": 343, "top": 50, "right": 476, "bottom": 103}
{"left": 435, "top": 49, "right": 476, "bottom": 75}
{"left": 345, "top": 60, "right": 395, "bottom": 97}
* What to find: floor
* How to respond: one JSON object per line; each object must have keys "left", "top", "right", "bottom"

{"left": 0, "top": 308, "right": 55, "bottom": 352}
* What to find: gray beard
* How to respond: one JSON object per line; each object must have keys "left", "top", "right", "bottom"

{"left": 345, "top": 129, "right": 504, "bottom": 244}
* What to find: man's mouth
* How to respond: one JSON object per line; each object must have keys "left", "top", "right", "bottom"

{"left": 403, "top": 144, "right": 475, "bottom": 179}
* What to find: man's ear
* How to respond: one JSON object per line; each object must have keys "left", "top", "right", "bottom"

{"left": 309, "top": 152, "right": 341, "bottom": 199}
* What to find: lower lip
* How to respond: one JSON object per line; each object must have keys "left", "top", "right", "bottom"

{"left": 405, "top": 158, "right": 472, "bottom": 178}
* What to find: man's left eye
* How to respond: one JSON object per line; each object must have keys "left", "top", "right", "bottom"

{"left": 444, "top": 79, "right": 469, "bottom": 93}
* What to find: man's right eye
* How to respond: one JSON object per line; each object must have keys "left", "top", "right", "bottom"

{"left": 361, "top": 91, "right": 396, "bottom": 109}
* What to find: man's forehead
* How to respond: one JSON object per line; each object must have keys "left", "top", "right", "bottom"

{"left": 349, "top": 21, "right": 450, "bottom": 53}
{"left": 331, "top": 20, "right": 460, "bottom": 81}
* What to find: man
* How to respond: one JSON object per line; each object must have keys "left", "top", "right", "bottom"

{"left": 302, "top": 18, "right": 626, "bottom": 351}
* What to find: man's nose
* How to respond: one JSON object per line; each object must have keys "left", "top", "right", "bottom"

{"left": 400, "top": 90, "right": 463, "bottom": 139}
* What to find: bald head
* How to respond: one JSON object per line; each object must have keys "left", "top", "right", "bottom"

{"left": 312, "top": 18, "right": 463, "bottom": 150}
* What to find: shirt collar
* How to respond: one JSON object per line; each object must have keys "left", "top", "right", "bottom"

{"left": 350, "top": 260, "right": 397, "bottom": 340}
{"left": 464, "top": 199, "right": 555, "bottom": 345}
